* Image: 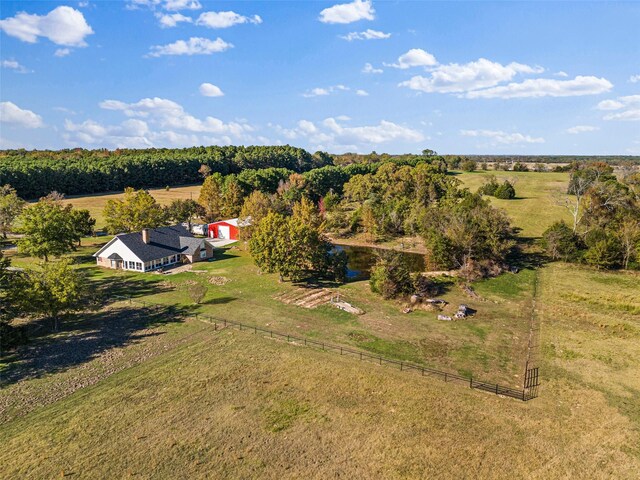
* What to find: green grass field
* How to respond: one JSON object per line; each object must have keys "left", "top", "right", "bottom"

{"left": 2, "top": 170, "right": 640, "bottom": 478}
{"left": 59, "top": 184, "right": 202, "bottom": 229}
{"left": 455, "top": 170, "right": 573, "bottom": 238}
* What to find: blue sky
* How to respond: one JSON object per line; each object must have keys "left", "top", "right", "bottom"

{"left": 1, "top": 0, "right": 639, "bottom": 154}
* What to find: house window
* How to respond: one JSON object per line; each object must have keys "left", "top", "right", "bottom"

{"left": 200, "top": 248, "right": 207, "bottom": 259}
{"left": 136, "top": 262, "right": 142, "bottom": 270}
{"left": 128, "top": 261, "right": 135, "bottom": 269}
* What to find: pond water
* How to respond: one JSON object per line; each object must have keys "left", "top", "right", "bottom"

{"left": 334, "top": 244, "right": 426, "bottom": 280}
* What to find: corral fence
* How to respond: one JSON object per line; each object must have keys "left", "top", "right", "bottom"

{"left": 112, "top": 295, "right": 539, "bottom": 401}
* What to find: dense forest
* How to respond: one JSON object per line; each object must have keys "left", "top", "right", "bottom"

{"left": 0, "top": 145, "right": 329, "bottom": 199}
{"left": 3, "top": 145, "right": 638, "bottom": 200}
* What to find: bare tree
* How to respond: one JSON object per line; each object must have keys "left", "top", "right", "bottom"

{"left": 554, "top": 174, "right": 592, "bottom": 232}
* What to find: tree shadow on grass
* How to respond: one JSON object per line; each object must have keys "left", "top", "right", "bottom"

{"left": 0, "top": 302, "right": 197, "bottom": 387}
{"left": 507, "top": 236, "right": 549, "bottom": 271}
{"left": 202, "top": 296, "right": 237, "bottom": 305}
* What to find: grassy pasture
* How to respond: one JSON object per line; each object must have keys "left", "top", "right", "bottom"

{"left": 59, "top": 184, "right": 202, "bottom": 229}
{"left": 1, "top": 287, "right": 639, "bottom": 479}
{"left": 2, "top": 170, "right": 640, "bottom": 477}
{"left": 5, "top": 239, "right": 534, "bottom": 387}
{"left": 455, "top": 170, "right": 573, "bottom": 238}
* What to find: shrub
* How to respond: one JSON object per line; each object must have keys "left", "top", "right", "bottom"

{"left": 512, "top": 162, "right": 529, "bottom": 172}
{"left": 584, "top": 237, "right": 623, "bottom": 269}
{"left": 542, "top": 221, "right": 582, "bottom": 261}
{"left": 478, "top": 176, "right": 499, "bottom": 196}
{"left": 369, "top": 251, "right": 413, "bottom": 299}
{"left": 493, "top": 181, "right": 516, "bottom": 199}
{"left": 460, "top": 159, "right": 477, "bottom": 172}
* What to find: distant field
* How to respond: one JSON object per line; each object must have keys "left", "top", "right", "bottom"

{"left": 1, "top": 261, "right": 639, "bottom": 478}
{"left": 455, "top": 171, "right": 572, "bottom": 238}
{"left": 59, "top": 184, "right": 202, "bottom": 229}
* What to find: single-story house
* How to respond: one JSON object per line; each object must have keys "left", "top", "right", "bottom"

{"left": 208, "top": 218, "right": 240, "bottom": 240}
{"left": 93, "top": 225, "right": 214, "bottom": 272}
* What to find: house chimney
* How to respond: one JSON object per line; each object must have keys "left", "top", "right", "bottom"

{"left": 142, "top": 228, "right": 150, "bottom": 244}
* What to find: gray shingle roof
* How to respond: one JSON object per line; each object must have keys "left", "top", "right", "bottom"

{"left": 114, "top": 225, "right": 204, "bottom": 262}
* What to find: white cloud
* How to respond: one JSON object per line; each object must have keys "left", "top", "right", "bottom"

{"left": 196, "top": 11, "right": 262, "bottom": 28}
{"left": 147, "top": 37, "right": 233, "bottom": 56}
{"left": 629, "top": 75, "right": 640, "bottom": 83}
{"left": 340, "top": 29, "right": 390, "bottom": 41}
{"left": 1, "top": 59, "right": 30, "bottom": 73}
{"left": 0, "top": 101, "right": 44, "bottom": 128}
{"left": 156, "top": 12, "right": 193, "bottom": 28}
{"left": 319, "top": 0, "right": 374, "bottom": 24}
{"left": 464, "top": 76, "right": 612, "bottom": 99}
{"left": 356, "top": 89, "right": 369, "bottom": 96}
{"left": 274, "top": 117, "right": 423, "bottom": 151}
{"left": 65, "top": 96, "right": 255, "bottom": 147}
{"left": 163, "top": 0, "right": 201, "bottom": 10}
{"left": 302, "top": 85, "right": 349, "bottom": 97}
{"left": 400, "top": 58, "right": 543, "bottom": 93}
{"left": 386, "top": 48, "right": 438, "bottom": 69}
{"left": 597, "top": 95, "right": 640, "bottom": 121}
{"left": 566, "top": 125, "right": 600, "bottom": 134}
{"left": 199, "top": 82, "right": 224, "bottom": 97}
{"left": 0, "top": 6, "right": 93, "bottom": 47}
{"left": 362, "top": 62, "right": 382, "bottom": 74}
{"left": 98, "top": 96, "right": 252, "bottom": 136}
{"left": 554, "top": 71, "right": 569, "bottom": 77}
{"left": 460, "top": 129, "right": 544, "bottom": 145}
{"left": 54, "top": 48, "right": 71, "bottom": 57}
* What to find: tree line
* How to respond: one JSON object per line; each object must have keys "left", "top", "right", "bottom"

{"left": 0, "top": 145, "right": 327, "bottom": 199}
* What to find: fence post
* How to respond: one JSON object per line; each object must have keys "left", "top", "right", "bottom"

{"left": 421, "top": 367, "right": 424, "bottom": 376}
{"left": 495, "top": 384, "right": 499, "bottom": 395}
{"left": 379, "top": 356, "right": 382, "bottom": 365}
{"left": 470, "top": 376, "right": 473, "bottom": 388}
{"left": 359, "top": 352, "right": 362, "bottom": 360}
{"left": 214, "top": 322, "right": 217, "bottom": 330}
{"left": 400, "top": 362, "right": 403, "bottom": 371}
{"left": 254, "top": 326, "right": 257, "bottom": 334}
{"left": 444, "top": 373, "right": 447, "bottom": 382}
{"left": 340, "top": 347, "right": 342, "bottom": 355}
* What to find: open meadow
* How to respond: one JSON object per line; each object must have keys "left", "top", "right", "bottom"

{"left": 2, "top": 170, "right": 639, "bottom": 478}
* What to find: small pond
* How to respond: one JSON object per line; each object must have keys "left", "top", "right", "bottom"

{"left": 334, "top": 244, "right": 426, "bottom": 280}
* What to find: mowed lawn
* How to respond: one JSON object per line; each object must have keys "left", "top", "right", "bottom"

{"left": 59, "top": 184, "right": 202, "bottom": 229}
{"left": 456, "top": 171, "right": 573, "bottom": 238}
{"left": 1, "top": 269, "right": 639, "bottom": 479}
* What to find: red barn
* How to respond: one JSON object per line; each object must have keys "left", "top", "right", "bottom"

{"left": 208, "top": 218, "right": 239, "bottom": 240}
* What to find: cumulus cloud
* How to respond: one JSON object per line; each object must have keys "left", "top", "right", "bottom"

{"left": 362, "top": 62, "right": 383, "bottom": 74}
{"left": 460, "top": 129, "right": 544, "bottom": 145}
{"left": 566, "top": 125, "right": 600, "bottom": 134}
{"left": 156, "top": 12, "right": 193, "bottom": 27}
{"left": 464, "top": 76, "right": 612, "bottom": 99}
{"left": 272, "top": 117, "right": 423, "bottom": 151}
{"left": 64, "top": 96, "right": 254, "bottom": 148}
{"left": 98, "top": 96, "right": 252, "bottom": 136}
{"left": 400, "top": 58, "right": 543, "bottom": 93}
{"left": 129, "top": 0, "right": 201, "bottom": 10}
{"left": 302, "top": 85, "right": 349, "bottom": 97}
{"left": 356, "top": 89, "right": 369, "bottom": 96}
{"left": 629, "top": 75, "right": 640, "bottom": 83}
{"left": 196, "top": 11, "right": 262, "bottom": 28}
{"left": 199, "top": 82, "right": 224, "bottom": 97}
{"left": 147, "top": 37, "right": 232, "bottom": 56}
{"left": 54, "top": 48, "right": 71, "bottom": 57}
{"left": 386, "top": 48, "right": 438, "bottom": 69}
{"left": 163, "top": 0, "right": 201, "bottom": 10}
{"left": 319, "top": 0, "right": 374, "bottom": 24}
{"left": 0, "top": 101, "right": 44, "bottom": 128}
{"left": 1, "top": 59, "right": 30, "bottom": 73}
{"left": 597, "top": 95, "right": 640, "bottom": 121}
{"left": 0, "top": 6, "right": 93, "bottom": 47}
{"left": 340, "top": 29, "right": 390, "bottom": 41}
